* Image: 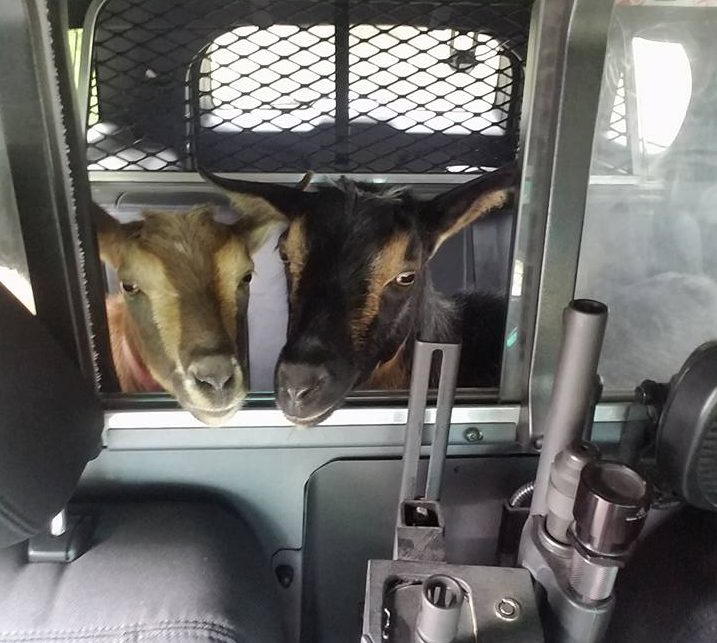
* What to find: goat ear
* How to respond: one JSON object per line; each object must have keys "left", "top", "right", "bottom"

{"left": 421, "top": 163, "right": 519, "bottom": 255}
{"left": 199, "top": 166, "right": 317, "bottom": 222}
{"left": 231, "top": 208, "right": 284, "bottom": 253}
{"left": 91, "top": 202, "right": 126, "bottom": 268}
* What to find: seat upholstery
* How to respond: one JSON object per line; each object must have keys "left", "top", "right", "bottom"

{"left": 0, "top": 501, "right": 285, "bottom": 643}
{"left": 607, "top": 507, "right": 717, "bottom": 643}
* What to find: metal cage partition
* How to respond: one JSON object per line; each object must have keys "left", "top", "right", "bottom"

{"left": 0, "top": 2, "right": 661, "bottom": 641}
{"left": 85, "top": 0, "right": 530, "bottom": 174}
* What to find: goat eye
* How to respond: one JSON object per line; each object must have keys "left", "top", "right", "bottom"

{"left": 121, "top": 281, "right": 140, "bottom": 295}
{"left": 278, "top": 249, "right": 289, "bottom": 263}
{"left": 242, "top": 273, "right": 253, "bottom": 284}
{"left": 394, "top": 271, "right": 416, "bottom": 287}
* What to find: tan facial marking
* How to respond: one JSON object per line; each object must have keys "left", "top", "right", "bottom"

{"left": 351, "top": 233, "right": 413, "bottom": 347}
{"left": 121, "top": 245, "right": 182, "bottom": 385}
{"left": 214, "top": 236, "right": 252, "bottom": 338}
{"left": 433, "top": 188, "right": 510, "bottom": 253}
{"left": 363, "top": 342, "right": 410, "bottom": 390}
{"left": 283, "top": 217, "right": 308, "bottom": 296}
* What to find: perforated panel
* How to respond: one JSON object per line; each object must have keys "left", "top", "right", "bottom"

{"left": 87, "top": 0, "right": 530, "bottom": 173}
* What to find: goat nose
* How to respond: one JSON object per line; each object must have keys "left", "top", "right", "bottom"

{"left": 278, "top": 362, "right": 329, "bottom": 406}
{"left": 189, "top": 355, "right": 237, "bottom": 392}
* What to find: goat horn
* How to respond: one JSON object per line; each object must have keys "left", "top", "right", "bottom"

{"left": 197, "top": 165, "right": 316, "bottom": 216}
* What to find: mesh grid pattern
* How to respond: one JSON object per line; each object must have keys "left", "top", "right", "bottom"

{"left": 88, "top": 0, "right": 531, "bottom": 173}
{"left": 591, "top": 23, "right": 635, "bottom": 177}
{"left": 592, "top": 73, "right": 633, "bottom": 175}
{"left": 593, "top": 71, "right": 633, "bottom": 175}
{"left": 607, "top": 75, "right": 627, "bottom": 148}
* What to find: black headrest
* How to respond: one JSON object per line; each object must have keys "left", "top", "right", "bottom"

{"left": 0, "top": 284, "right": 103, "bottom": 547}
{"left": 657, "top": 341, "right": 717, "bottom": 511}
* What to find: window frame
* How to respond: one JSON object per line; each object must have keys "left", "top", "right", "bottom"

{"left": 73, "top": 0, "right": 639, "bottom": 451}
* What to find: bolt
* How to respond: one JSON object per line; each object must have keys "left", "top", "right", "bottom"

{"left": 533, "top": 436, "right": 544, "bottom": 451}
{"left": 495, "top": 597, "right": 520, "bottom": 621}
{"left": 463, "top": 427, "right": 483, "bottom": 443}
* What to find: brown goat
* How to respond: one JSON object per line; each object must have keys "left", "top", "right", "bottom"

{"left": 93, "top": 202, "right": 279, "bottom": 425}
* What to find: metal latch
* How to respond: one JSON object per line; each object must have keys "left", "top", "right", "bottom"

{"left": 27, "top": 508, "right": 93, "bottom": 563}
{"left": 394, "top": 340, "right": 460, "bottom": 562}
{"left": 362, "top": 338, "right": 543, "bottom": 642}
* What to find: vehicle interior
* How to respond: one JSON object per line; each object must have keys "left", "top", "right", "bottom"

{"left": 1, "top": 0, "right": 717, "bottom": 641}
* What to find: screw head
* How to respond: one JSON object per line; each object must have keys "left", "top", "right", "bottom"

{"left": 463, "top": 427, "right": 483, "bottom": 443}
{"left": 495, "top": 597, "right": 520, "bottom": 621}
{"left": 532, "top": 436, "right": 544, "bottom": 451}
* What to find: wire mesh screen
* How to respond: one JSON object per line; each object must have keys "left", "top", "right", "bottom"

{"left": 590, "top": 29, "right": 634, "bottom": 176}
{"left": 88, "top": 0, "right": 531, "bottom": 173}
